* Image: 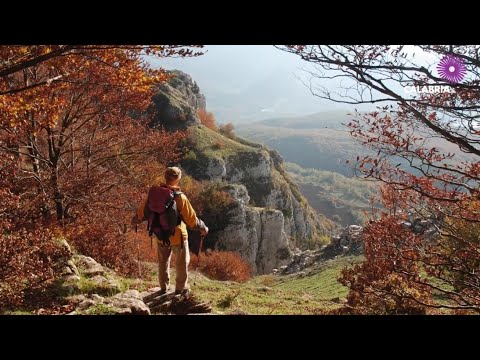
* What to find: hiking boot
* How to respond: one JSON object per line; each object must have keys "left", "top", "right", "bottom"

{"left": 175, "top": 289, "right": 190, "bottom": 296}
{"left": 158, "top": 288, "right": 168, "bottom": 296}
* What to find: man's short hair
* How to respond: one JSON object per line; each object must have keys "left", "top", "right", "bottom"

{"left": 165, "top": 167, "right": 182, "bottom": 182}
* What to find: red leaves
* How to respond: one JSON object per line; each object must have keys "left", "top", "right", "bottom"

{"left": 338, "top": 215, "right": 432, "bottom": 314}
{"left": 0, "top": 46, "right": 198, "bottom": 304}
{"left": 189, "top": 250, "right": 251, "bottom": 282}
{"left": 197, "top": 109, "right": 217, "bottom": 131}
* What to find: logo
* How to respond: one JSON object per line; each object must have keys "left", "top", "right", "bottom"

{"left": 404, "top": 85, "right": 455, "bottom": 94}
{"left": 436, "top": 55, "right": 466, "bottom": 83}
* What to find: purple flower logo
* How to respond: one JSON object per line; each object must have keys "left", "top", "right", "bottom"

{"left": 437, "top": 55, "right": 467, "bottom": 83}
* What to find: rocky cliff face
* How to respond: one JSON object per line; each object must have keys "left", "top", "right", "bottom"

{"left": 182, "top": 134, "right": 328, "bottom": 251}
{"left": 150, "top": 70, "right": 206, "bottom": 130}
{"left": 208, "top": 184, "right": 291, "bottom": 274}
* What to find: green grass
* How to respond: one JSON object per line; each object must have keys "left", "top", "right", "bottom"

{"left": 86, "top": 303, "right": 118, "bottom": 315}
{"left": 234, "top": 135, "right": 265, "bottom": 149}
{"left": 189, "top": 125, "right": 257, "bottom": 159}
{"left": 117, "top": 277, "right": 155, "bottom": 293}
{"left": 76, "top": 277, "right": 118, "bottom": 297}
{"left": 2, "top": 310, "right": 33, "bottom": 315}
{"left": 3, "top": 254, "right": 362, "bottom": 315}
{"left": 126, "top": 255, "right": 362, "bottom": 314}
{"left": 188, "top": 255, "right": 363, "bottom": 314}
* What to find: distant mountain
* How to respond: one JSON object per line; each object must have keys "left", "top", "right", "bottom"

{"left": 237, "top": 111, "right": 361, "bottom": 176}
{"left": 237, "top": 111, "right": 474, "bottom": 177}
{"left": 255, "top": 111, "right": 352, "bottom": 129}
{"left": 285, "top": 162, "right": 380, "bottom": 227}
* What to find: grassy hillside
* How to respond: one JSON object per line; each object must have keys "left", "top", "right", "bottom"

{"left": 188, "top": 125, "right": 259, "bottom": 159}
{"left": 2, "top": 254, "right": 362, "bottom": 315}
{"left": 128, "top": 255, "right": 362, "bottom": 315}
{"left": 192, "top": 255, "right": 362, "bottom": 314}
{"left": 285, "top": 162, "right": 380, "bottom": 226}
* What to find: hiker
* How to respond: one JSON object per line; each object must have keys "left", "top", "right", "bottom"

{"left": 133, "top": 167, "right": 208, "bottom": 295}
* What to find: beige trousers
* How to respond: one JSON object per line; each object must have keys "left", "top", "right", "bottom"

{"left": 157, "top": 240, "right": 190, "bottom": 292}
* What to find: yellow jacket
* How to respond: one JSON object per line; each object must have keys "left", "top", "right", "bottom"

{"left": 137, "top": 184, "right": 204, "bottom": 247}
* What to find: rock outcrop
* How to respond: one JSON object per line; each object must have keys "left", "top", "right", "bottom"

{"left": 210, "top": 184, "right": 292, "bottom": 274}
{"left": 73, "top": 290, "right": 151, "bottom": 315}
{"left": 324, "top": 225, "right": 363, "bottom": 258}
{"left": 182, "top": 132, "right": 328, "bottom": 257}
{"left": 281, "top": 248, "right": 324, "bottom": 275}
{"left": 150, "top": 70, "right": 206, "bottom": 130}
{"left": 282, "top": 225, "right": 364, "bottom": 274}
{"left": 401, "top": 212, "right": 441, "bottom": 239}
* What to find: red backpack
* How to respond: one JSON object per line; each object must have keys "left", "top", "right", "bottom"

{"left": 145, "top": 186, "right": 182, "bottom": 247}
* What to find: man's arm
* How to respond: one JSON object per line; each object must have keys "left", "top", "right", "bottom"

{"left": 178, "top": 194, "right": 208, "bottom": 234}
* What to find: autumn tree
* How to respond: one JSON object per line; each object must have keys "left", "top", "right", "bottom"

{"left": 278, "top": 45, "right": 480, "bottom": 313}
{"left": 0, "top": 46, "right": 201, "bottom": 308}
{"left": 0, "top": 46, "right": 201, "bottom": 95}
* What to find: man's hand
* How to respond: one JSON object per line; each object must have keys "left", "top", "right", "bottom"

{"left": 200, "top": 226, "right": 209, "bottom": 237}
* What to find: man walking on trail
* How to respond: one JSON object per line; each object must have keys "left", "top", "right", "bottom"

{"left": 134, "top": 167, "right": 208, "bottom": 295}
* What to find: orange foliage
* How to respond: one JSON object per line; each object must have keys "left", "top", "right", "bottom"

{"left": 282, "top": 46, "right": 480, "bottom": 314}
{"left": 189, "top": 250, "right": 251, "bottom": 282}
{"left": 213, "top": 140, "right": 225, "bottom": 149}
{"left": 0, "top": 153, "right": 70, "bottom": 311}
{"left": 0, "top": 46, "right": 203, "bottom": 96}
{"left": 197, "top": 109, "right": 217, "bottom": 131}
{"left": 338, "top": 215, "right": 431, "bottom": 314}
{"left": 0, "top": 46, "right": 199, "bottom": 304}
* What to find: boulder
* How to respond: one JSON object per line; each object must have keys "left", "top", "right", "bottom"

{"left": 149, "top": 70, "right": 206, "bottom": 131}
{"left": 105, "top": 290, "right": 151, "bottom": 315}
{"left": 76, "top": 255, "right": 105, "bottom": 277}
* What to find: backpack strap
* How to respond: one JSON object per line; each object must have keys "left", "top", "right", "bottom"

{"left": 173, "top": 191, "right": 183, "bottom": 221}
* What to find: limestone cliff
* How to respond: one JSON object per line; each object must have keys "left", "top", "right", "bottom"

{"left": 182, "top": 126, "right": 329, "bottom": 251}
{"left": 207, "top": 184, "right": 291, "bottom": 274}
{"left": 149, "top": 70, "right": 206, "bottom": 131}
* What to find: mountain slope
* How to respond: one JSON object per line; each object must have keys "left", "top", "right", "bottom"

{"left": 285, "top": 162, "right": 380, "bottom": 226}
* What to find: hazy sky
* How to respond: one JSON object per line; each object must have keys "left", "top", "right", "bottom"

{"left": 146, "top": 45, "right": 439, "bottom": 123}
{"left": 148, "top": 45, "right": 355, "bottom": 123}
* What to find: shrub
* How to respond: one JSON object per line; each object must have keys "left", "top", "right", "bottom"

{"left": 213, "top": 140, "right": 225, "bottom": 150}
{"left": 0, "top": 155, "right": 71, "bottom": 311}
{"left": 281, "top": 208, "right": 293, "bottom": 218}
{"left": 188, "top": 182, "right": 236, "bottom": 230}
{"left": 219, "top": 122, "right": 235, "bottom": 139}
{"left": 189, "top": 250, "right": 251, "bottom": 282}
{"left": 0, "top": 229, "right": 70, "bottom": 311}
{"left": 197, "top": 109, "right": 217, "bottom": 131}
